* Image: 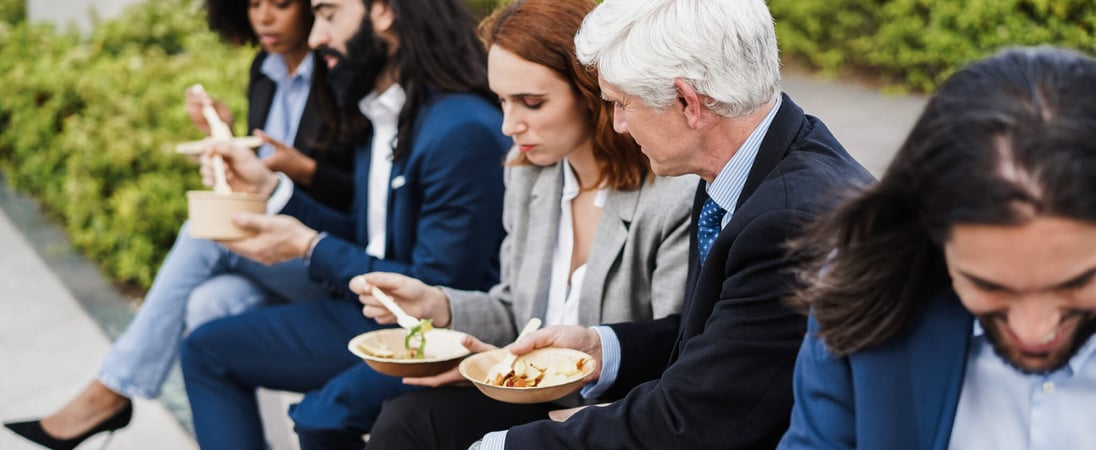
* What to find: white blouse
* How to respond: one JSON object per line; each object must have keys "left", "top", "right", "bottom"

{"left": 544, "top": 159, "right": 608, "bottom": 326}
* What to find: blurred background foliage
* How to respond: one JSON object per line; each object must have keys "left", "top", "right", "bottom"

{"left": 0, "top": 0, "right": 1091, "bottom": 292}
{"left": 769, "top": 0, "right": 1096, "bottom": 91}
{"left": 0, "top": 0, "right": 251, "bottom": 289}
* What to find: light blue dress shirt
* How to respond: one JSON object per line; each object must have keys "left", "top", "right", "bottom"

{"left": 256, "top": 52, "right": 313, "bottom": 159}
{"left": 949, "top": 321, "right": 1096, "bottom": 450}
{"left": 478, "top": 96, "right": 783, "bottom": 450}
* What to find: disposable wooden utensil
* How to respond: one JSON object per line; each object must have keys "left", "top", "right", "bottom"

{"left": 371, "top": 286, "right": 422, "bottom": 330}
{"left": 192, "top": 84, "right": 233, "bottom": 139}
{"left": 192, "top": 84, "right": 233, "bottom": 194}
{"left": 485, "top": 318, "right": 542, "bottom": 384}
{"left": 175, "top": 136, "right": 263, "bottom": 155}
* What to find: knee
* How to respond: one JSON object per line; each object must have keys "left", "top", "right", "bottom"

{"left": 185, "top": 278, "right": 264, "bottom": 330}
{"left": 185, "top": 288, "right": 231, "bottom": 330}
{"left": 179, "top": 320, "right": 224, "bottom": 377}
{"left": 296, "top": 424, "right": 367, "bottom": 450}
{"left": 370, "top": 393, "right": 427, "bottom": 443}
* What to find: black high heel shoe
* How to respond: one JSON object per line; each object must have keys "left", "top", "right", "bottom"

{"left": 3, "top": 400, "right": 132, "bottom": 450}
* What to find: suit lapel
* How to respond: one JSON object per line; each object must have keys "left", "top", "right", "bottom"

{"left": 737, "top": 93, "right": 802, "bottom": 211}
{"left": 679, "top": 96, "right": 806, "bottom": 339}
{"left": 294, "top": 69, "right": 321, "bottom": 151}
{"left": 578, "top": 185, "right": 639, "bottom": 325}
{"left": 248, "top": 53, "right": 275, "bottom": 135}
{"left": 525, "top": 164, "right": 563, "bottom": 321}
{"left": 681, "top": 182, "right": 707, "bottom": 316}
{"left": 906, "top": 292, "right": 972, "bottom": 450}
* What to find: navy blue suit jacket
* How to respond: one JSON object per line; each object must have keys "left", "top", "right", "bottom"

{"left": 281, "top": 91, "right": 510, "bottom": 293}
{"left": 779, "top": 292, "right": 974, "bottom": 450}
{"left": 505, "top": 95, "right": 873, "bottom": 449}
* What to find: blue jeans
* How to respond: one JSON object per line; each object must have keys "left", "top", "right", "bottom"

{"left": 181, "top": 299, "right": 421, "bottom": 450}
{"left": 98, "top": 221, "right": 337, "bottom": 399}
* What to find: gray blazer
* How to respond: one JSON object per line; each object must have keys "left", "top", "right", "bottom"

{"left": 447, "top": 159, "right": 696, "bottom": 346}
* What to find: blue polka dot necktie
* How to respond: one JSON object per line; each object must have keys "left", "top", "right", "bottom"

{"left": 697, "top": 196, "right": 727, "bottom": 263}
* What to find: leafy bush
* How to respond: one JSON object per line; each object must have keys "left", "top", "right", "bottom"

{"left": 0, "top": 0, "right": 510, "bottom": 292}
{"left": 771, "top": 0, "right": 1096, "bottom": 91}
{"left": 0, "top": 0, "right": 252, "bottom": 288}
{"left": 0, "top": 0, "right": 24, "bottom": 25}
{"left": 466, "top": 0, "right": 510, "bottom": 19}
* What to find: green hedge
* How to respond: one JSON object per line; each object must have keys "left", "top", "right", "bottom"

{"left": 771, "top": 0, "right": 1096, "bottom": 91}
{"left": 0, "top": 0, "right": 507, "bottom": 292}
{"left": 0, "top": 0, "right": 252, "bottom": 289}
{"left": 0, "top": 0, "right": 23, "bottom": 25}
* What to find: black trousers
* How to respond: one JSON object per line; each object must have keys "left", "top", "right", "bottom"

{"left": 366, "top": 387, "right": 556, "bottom": 450}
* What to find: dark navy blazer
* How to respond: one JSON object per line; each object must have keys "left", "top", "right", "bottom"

{"left": 779, "top": 292, "right": 974, "bottom": 450}
{"left": 281, "top": 91, "right": 510, "bottom": 293}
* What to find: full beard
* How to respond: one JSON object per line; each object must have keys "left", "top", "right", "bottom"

{"left": 980, "top": 312, "right": 1096, "bottom": 375}
{"left": 318, "top": 15, "right": 390, "bottom": 108}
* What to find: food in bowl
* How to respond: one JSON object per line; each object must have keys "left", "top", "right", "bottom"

{"left": 356, "top": 319, "right": 435, "bottom": 360}
{"left": 347, "top": 328, "right": 472, "bottom": 377}
{"left": 459, "top": 347, "right": 597, "bottom": 403}
{"left": 487, "top": 353, "right": 590, "bottom": 388}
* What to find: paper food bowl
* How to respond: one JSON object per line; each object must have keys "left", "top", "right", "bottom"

{"left": 460, "top": 347, "right": 596, "bottom": 404}
{"left": 348, "top": 328, "right": 472, "bottom": 378}
{"left": 186, "top": 191, "right": 267, "bottom": 240}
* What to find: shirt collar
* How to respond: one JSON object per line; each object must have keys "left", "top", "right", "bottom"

{"left": 358, "top": 83, "right": 406, "bottom": 125}
{"left": 705, "top": 95, "right": 782, "bottom": 215}
{"left": 560, "top": 158, "right": 608, "bottom": 207}
{"left": 260, "top": 52, "right": 314, "bottom": 85}
{"left": 972, "top": 318, "right": 1096, "bottom": 375}
{"left": 561, "top": 157, "right": 580, "bottom": 201}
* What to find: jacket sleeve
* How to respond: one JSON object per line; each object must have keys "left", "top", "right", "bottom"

{"left": 280, "top": 188, "right": 357, "bottom": 242}
{"left": 446, "top": 164, "right": 520, "bottom": 346}
{"left": 777, "top": 317, "right": 857, "bottom": 450}
{"left": 305, "top": 120, "right": 505, "bottom": 291}
{"left": 506, "top": 208, "right": 809, "bottom": 449}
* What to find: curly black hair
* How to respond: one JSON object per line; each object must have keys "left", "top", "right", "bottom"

{"left": 205, "top": 0, "right": 313, "bottom": 45}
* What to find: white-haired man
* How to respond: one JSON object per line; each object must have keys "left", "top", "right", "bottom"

{"left": 466, "top": 0, "right": 872, "bottom": 448}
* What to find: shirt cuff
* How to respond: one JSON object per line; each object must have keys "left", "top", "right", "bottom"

{"left": 580, "top": 325, "right": 620, "bottom": 400}
{"left": 479, "top": 431, "right": 507, "bottom": 450}
{"left": 266, "top": 172, "right": 294, "bottom": 215}
{"left": 304, "top": 232, "right": 327, "bottom": 265}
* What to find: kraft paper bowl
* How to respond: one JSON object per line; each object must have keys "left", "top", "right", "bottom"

{"left": 186, "top": 191, "right": 267, "bottom": 240}
{"left": 348, "top": 328, "right": 472, "bottom": 377}
{"left": 460, "top": 347, "right": 596, "bottom": 404}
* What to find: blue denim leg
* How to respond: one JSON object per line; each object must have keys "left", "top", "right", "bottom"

{"left": 185, "top": 274, "right": 270, "bottom": 329}
{"left": 99, "top": 222, "right": 338, "bottom": 399}
{"left": 182, "top": 299, "right": 388, "bottom": 450}
{"left": 99, "top": 222, "right": 256, "bottom": 399}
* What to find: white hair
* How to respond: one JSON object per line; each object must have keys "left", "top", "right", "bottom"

{"left": 575, "top": 0, "right": 781, "bottom": 117}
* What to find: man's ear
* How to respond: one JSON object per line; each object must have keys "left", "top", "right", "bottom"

{"left": 370, "top": 1, "right": 396, "bottom": 34}
{"left": 674, "top": 79, "right": 703, "bottom": 129}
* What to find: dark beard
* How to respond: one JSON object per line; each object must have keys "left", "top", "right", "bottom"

{"left": 980, "top": 312, "right": 1096, "bottom": 375}
{"left": 318, "top": 15, "right": 390, "bottom": 108}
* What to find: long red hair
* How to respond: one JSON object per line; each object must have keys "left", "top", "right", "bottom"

{"left": 479, "top": 0, "right": 649, "bottom": 190}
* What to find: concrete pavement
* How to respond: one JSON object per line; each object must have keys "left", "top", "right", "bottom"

{"left": 783, "top": 72, "right": 927, "bottom": 176}
{"left": 0, "top": 71, "right": 925, "bottom": 450}
{"left": 0, "top": 195, "right": 196, "bottom": 449}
